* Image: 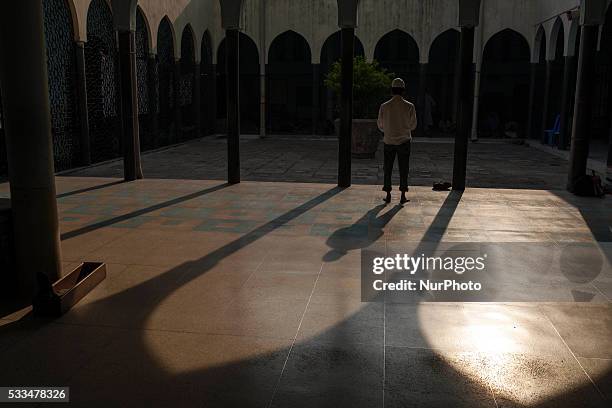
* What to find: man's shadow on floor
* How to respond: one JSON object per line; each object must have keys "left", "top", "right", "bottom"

{"left": 323, "top": 203, "right": 403, "bottom": 262}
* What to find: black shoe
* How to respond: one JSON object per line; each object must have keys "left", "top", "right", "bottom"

{"left": 400, "top": 194, "right": 409, "bottom": 204}
{"left": 383, "top": 193, "right": 391, "bottom": 203}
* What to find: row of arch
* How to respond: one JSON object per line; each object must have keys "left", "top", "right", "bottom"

{"left": 10, "top": 0, "right": 539, "bottom": 169}
{"left": 3, "top": 0, "right": 612, "bottom": 176}
{"left": 528, "top": 8, "right": 612, "bottom": 148}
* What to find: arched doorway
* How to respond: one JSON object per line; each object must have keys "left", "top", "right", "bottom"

{"left": 545, "top": 19, "right": 565, "bottom": 141}
{"left": 373, "top": 30, "right": 419, "bottom": 102}
{"left": 267, "top": 31, "right": 313, "bottom": 135}
{"left": 135, "top": 7, "right": 153, "bottom": 150}
{"left": 527, "top": 26, "right": 547, "bottom": 139}
{"left": 180, "top": 26, "right": 196, "bottom": 140}
{"left": 217, "top": 33, "right": 260, "bottom": 134}
{"left": 85, "top": 0, "right": 120, "bottom": 163}
{"left": 428, "top": 29, "right": 460, "bottom": 132}
{"left": 157, "top": 17, "right": 176, "bottom": 146}
{"left": 319, "top": 31, "right": 365, "bottom": 134}
{"left": 43, "top": 0, "right": 80, "bottom": 171}
{"left": 479, "top": 29, "right": 531, "bottom": 138}
{"left": 561, "top": 19, "right": 581, "bottom": 149}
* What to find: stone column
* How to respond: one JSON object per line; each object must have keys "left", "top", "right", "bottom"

{"left": 194, "top": 62, "right": 202, "bottom": 137}
{"left": 525, "top": 63, "right": 538, "bottom": 139}
{"left": 558, "top": 55, "right": 578, "bottom": 149}
{"left": 74, "top": 41, "right": 91, "bottom": 166}
{"left": 260, "top": 63, "right": 266, "bottom": 137}
{"left": 452, "top": 25, "right": 476, "bottom": 191}
{"left": 0, "top": 0, "right": 62, "bottom": 297}
{"left": 568, "top": 25, "right": 599, "bottom": 191}
{"left": 117, "top": 29, "right": 143, "bottom": 181}
{"left": 338, "top": 27, "right": 355, "bottom": 188}
{"left": 226, "top": 29, "right": 241, "bottom": 184}
{"left": 540, "top": 60, "right": 553, "bottom": 143}
{"left": 312, "top": 63, "right": 321, "bottom": 135}
{"left": 209, "top": 64, "right": 218, "bottom": 135}
{"left": 174, "top": 60, "right": 182, "bottom": 142}
{"left": 417, "top": 63, "right": 428, "bottom": 136}
{"left": 259, "top": 0, "right": 267, "bottom": 138}
{"left": 147, "top": 53, "right": 159, "bottom": 145}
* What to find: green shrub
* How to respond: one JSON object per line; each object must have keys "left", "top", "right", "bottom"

{"left": 324, "top": 56, "right": 394, "bottom": 119}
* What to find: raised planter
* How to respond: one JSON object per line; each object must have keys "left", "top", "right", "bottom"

{"left": 33, "top": 262, "right": 106, "bottom": 317}
{"left": 335, "top": 118, "right": 382, "bottom": 159}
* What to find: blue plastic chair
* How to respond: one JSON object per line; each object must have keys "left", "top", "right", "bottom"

{"left": 544, "top": 114, "right": 561, "bottom": 146}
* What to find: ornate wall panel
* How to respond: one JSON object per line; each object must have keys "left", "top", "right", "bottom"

{"left": 157, "top": 19, "right": 176, "bottom": 145}
{"left": 85, "top": 0, "right": 120, "bottom": 163}
{"left": 43, "top": 0, "right": 80, "bottom": 171}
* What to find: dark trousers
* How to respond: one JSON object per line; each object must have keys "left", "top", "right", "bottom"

{"left": 383, "top": 141, "right": 411, "bottom": 192}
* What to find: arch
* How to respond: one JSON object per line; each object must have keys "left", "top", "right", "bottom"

{"left": 480, "top": 28, "right": 531, "bottom": 137}
{"left": 320, "top": 30, "right": 365, "bottom": 65}
{"left": 157, "top": 16, "right": 177, "bottom": 62}
{"left": 180, "top": 23, "right": 196, "bottom": 61}
{"left": 567, "top": 19, "right": 580, "bottom": 57}
{"left": 135, "top": 5, "right": 153, "bottom": 150}
{"left": 428, "top": 29, "right": 460, "bottom": 65}
{"left": 373, "top": 29, "right": 420, "bottom": 101}
{"left": 484, "top": 29, "right": 531, "bottom": 64}
{"left": 135, "top": 5, "right": 152, "bottom": 53}
{"left": 427, "top": 29, "right": 461, "bottom": 125}
{"left": 42, "top": 0, "right": 80, "bottom": 170}
{"left": 267, "top": 30, "right": 314, "bottom": 134}
{"left": 180, "top": 24, "right": 196, "bottom": 64}
{"left": 268, "top": 30, "right": 312, "bottom": 64}
{"left": 216, "top": 32, "right": 260, "bottom": 133}
{"left": 546, "top": 19, "right": 566, "bottom": 134}
{"left": 319, "top": 31, "right": 366, "bottom": 132}
{"left": 201, "top": 30, "right": 213, "bottom": 65}
{"left": 85, "top": 0, "right": 121, "bottom": 163}
{"left": 59, "top": 0, "right": 80, "bottom": 42}
{"left": 179, "top": 24, "right": 196, "bottom": 130}
{"left": 157, "top": 16, "right": 178, "bottom": 143}
{"left": 373, "top": 29, "right": 420, "bottom": 65}
{"left": 533, "top": 26, "right": 546, "bottom": 63}
{"left": 427, "top": 29, "right": 460, "bottom": 64}
{"left": 548, "top": 17, "right": 565, "bottom": 61}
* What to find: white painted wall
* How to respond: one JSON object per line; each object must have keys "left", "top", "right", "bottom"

{"left": 67, "top": 0, "right": 612, "bottom": 64}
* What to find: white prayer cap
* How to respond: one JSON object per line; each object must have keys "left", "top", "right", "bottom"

{"left": 391, "top": 78, "right": 405, "bottom": 88}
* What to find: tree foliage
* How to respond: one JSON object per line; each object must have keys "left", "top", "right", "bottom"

{"left": 324, "top": 56, "right": 394, "bottom": 118}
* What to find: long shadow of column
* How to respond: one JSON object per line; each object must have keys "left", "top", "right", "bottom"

{"left": 1, "top": 188, "right": 610, "bottom": 407}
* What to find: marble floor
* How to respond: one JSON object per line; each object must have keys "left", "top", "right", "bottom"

{"left": 62, "top": 137, "right": 573, "bottom": 190}
{"left": 0, "top": 177, "right": 611, "bottom": 407}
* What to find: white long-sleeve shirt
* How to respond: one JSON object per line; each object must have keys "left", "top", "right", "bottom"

{"left": 377, "top": 96, "right": 418, "bottom": 145}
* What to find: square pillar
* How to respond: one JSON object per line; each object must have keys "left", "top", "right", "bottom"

{"left": 338, "top": 27, "right": 355, "bottom": 188}
{"left": 226, "top": 29, "right": 241, "bottom": 184}
{"left": 117, "top": 29, "right": 143, "bottom": 181}
{"left": 452, "top": 26, "right": 476, "bottom": 191}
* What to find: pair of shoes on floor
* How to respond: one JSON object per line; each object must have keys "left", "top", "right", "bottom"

{"left": 433, "top": 181, "right": 452, "bottom": 191}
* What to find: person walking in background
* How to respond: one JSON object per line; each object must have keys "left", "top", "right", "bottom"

{"left": 377, "top": 78, "right": 418, "bottom": 204}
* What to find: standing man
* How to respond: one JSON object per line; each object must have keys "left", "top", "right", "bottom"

{"left": 378, "top": 78, "right": 418, "bottom": 204}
